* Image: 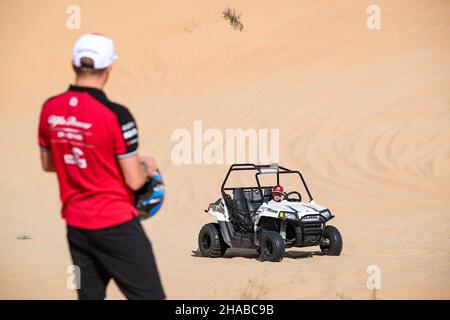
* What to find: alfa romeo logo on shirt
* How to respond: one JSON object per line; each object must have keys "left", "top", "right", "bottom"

{"left": 69, "top": 97, "right": 78, "bottom": 107}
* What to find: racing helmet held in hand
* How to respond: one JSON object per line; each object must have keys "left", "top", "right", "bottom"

{"left": 134, "top": 170, "right": 165, "bottom": 220}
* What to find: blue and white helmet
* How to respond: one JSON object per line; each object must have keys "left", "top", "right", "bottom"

{"left": 135, "top": 171, "right": 165, "bottom": 219}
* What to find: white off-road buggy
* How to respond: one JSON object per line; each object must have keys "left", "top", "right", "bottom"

{"left": 198, "top": 164, "right": 343, "bottom": 262}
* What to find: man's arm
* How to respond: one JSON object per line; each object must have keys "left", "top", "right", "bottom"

{"left": 106, "top": 104, "right": 159, "bottom": 191}
{"left": 40, "top": 149, "right": 56, "bottom": 172}
{"left": 118, "top": 155, "right": 157, "bottom": 191}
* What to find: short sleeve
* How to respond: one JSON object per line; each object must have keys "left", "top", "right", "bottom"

{"left": 38, "top": 106, "right": 50, "bottom": 151}
{"left": 112, "top": 107, "right": 139, "bottom": 158}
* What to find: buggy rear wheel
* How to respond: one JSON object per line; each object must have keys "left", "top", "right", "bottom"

{"left": 198, "top": 223, "right": 227, "bottom": 258}
{"left": 259, "top": 231, "right": 285, "bottom": 262}
{"left": 320, "top": 225, "right": 343, "bottom": 256}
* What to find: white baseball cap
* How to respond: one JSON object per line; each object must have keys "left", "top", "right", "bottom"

{"left": 72, "top": 33, "right": 118, "bottom": 69}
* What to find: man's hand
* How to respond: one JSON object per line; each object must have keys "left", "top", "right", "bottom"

{"left": 40, "top": 149, "right": 56, "bottom": 172}
{"left": 140, "top": 156, "right": 158, "bottom": 177}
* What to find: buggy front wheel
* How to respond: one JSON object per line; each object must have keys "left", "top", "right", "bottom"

{"left": 198, "top": 223, "right": 227, "bottom": 258}
{"left": 320, "top": 225, "right": 343, "bottom": 256}
{"left": 259, "top": 231, "right": 285, "bottom": 262}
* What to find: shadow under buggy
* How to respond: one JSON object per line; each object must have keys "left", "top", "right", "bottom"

{"left": 199, "top": 164, "right": 343, "bottom": 262}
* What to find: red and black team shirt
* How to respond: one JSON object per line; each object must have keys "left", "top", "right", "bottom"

{"left": 38, "top": 85, "right": 139, "bottom": 229}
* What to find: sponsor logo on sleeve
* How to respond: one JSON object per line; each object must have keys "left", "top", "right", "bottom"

{"left": 123, "top": 128, "right": 138, "bottom": 140}
{"left": 126, "top": 138, "right": 138, "bottom": 146}
{"left": 121, "top": 121, "right": 135, "bottom": 131}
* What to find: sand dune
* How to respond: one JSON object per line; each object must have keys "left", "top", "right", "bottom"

{"left": 0, "top": 0, "right": 449, "bottom": 299}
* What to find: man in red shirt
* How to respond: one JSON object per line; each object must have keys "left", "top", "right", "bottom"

{"left": 38, "top": 33, "right": 165, "bottom": 299}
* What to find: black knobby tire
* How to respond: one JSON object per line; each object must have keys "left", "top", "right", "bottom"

{"left": 198, "top": 223, "right": 227, "bottom": 258}
{"left": 259, "top": 231, "right": 285, "bottom": 262}
{"left": 320, "top": 225, "right": 343, "bottom": 256}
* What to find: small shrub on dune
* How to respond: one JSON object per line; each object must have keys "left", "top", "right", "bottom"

{"left": 222, "top": 7, "right": 244, "bottom": 31}
{"left": 16, "top": 234, "right": 32, "bottom": 240}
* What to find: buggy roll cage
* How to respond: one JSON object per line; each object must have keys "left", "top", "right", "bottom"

{"left": 220, "top": 163, "right": 314, "bottom": 203}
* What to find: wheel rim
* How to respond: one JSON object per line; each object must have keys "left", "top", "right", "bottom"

{"left": 321, "top": 234, "right": 331, "bottom": 250}
{"left": 202, "top": 233, "right": 211, "bottom": 250}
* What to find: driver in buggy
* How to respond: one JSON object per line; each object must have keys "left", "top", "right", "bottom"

{"left": 269, "top": 185, "right": 285, "bottom": 204}
{"left": 251, "top": 185, "right": 289, "bottom": 224}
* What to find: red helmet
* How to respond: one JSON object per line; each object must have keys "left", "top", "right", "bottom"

{"left": 272, "top": 185, "right": 284, "bottom": 194}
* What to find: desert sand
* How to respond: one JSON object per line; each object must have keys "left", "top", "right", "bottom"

{"left": 0, "top": 0, "right": 449, "bottom": 299}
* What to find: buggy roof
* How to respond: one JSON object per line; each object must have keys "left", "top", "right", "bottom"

{"left": 223, "top": 163, "right": 291, "bottom": 173}
{"left": 220, "top": 163, "right": 314, "bottom": 201}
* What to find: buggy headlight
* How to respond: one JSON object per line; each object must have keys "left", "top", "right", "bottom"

{"left": 320, "top": 209, "right": 331, "bottom": 219}
{"left": 285, "top": 213, "right": 296, "bottom": 220}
